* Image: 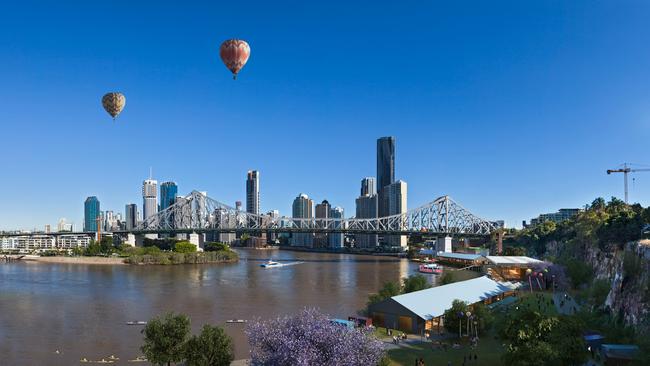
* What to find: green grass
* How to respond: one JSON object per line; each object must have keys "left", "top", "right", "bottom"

{"left": 387, "top": 336, "right": 504, "bottom": 365}
{"left": 386, "top": 291, "right": 558, "bottom": 366}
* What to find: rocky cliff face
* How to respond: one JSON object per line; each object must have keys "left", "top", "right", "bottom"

{"left": 547, "top": 240, "right": 650, "bottom": 327}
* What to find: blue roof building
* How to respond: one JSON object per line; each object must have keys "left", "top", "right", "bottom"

{"left": 368, "top": 276, "right": 520, "bottom": 334}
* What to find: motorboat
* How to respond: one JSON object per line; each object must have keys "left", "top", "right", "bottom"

{"left": 419, "top": 263, "right": 443, "bottom": 274}
{"left": 127, "top": 356, "right": 147, "bottom": 363}
{"left": 226, "top": 319, "right": 248, "bottom": 324}
{"left": 126, "top": 321, "right": 147, "bottom": 326}
{"left": 260, "top": 260, "right": 282, "bottom": 268}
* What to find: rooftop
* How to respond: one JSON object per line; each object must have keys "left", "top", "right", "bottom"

{"left": 436, "top": 252, "right": 484, "bottom": 261}
{"left": 485, "top": 256, "right": 544, "bottom": 265}
{"left": 391, "top": 276, "right": 521, "bottom": 320}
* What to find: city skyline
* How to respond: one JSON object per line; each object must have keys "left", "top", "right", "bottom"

{"left": 2, "top": 2, "right": 650, "bottom": 230}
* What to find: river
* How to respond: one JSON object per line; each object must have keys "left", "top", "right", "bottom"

{"left": 0, "top": 250, "right": 477, "bottom": 365}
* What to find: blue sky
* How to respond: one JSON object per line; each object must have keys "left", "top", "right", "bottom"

{"left": 1, "top": 1, "right": 650, "bottom": 230}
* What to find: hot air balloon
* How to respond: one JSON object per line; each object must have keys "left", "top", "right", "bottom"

{"left": 101, "top": 92, "right": 126, "bottom": 120}
{"left": 220, "top": 39, "right": 250, "bottom": 79}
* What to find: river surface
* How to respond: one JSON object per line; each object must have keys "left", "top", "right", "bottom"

{"left": 0, "top": 250, "right": 475, "bottom": 365}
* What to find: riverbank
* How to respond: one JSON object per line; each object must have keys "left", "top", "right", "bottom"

{"left": 123, "top": 249, "right": 239, "bottom": 265}
{"left": 27, "top": 256, "right": 127, "bottom": 265}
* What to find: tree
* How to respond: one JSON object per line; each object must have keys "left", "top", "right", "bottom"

{"left": 591, "top": 197, "right": 606, "bottom": 211}
{"left": 562, "top": 258, "right": 593, "bottom": 289}
{"left": 503, "top": 246, "right": 527, "bottom": 256}
{"left": 402, "top": 274, "right": 431, "bottom": 293}
{"left": 439, "top": 271, "right": 456, "bottom": 285}
{"left": 204, "top": 242, "right": 229, "bottom": 252}
{"left": 499, "top": 309, "right": 587, "bottom": 366}
{"left": 174, "top": 241, "right": 197, "bottom": 253}
{"left": 366, "top": 281, "right": 401, "bottom": 310}
{"left": 588, "top": 279, "right": 611, "bottom": 309}
{"left": 84, "top": 241, "right": 102, "bottom": 256}
{"left": 443, "top": 299, "right": 468, "bottom": 335}
{"left": 185, "top": 324, "right": 234, "bottom": 366}
{"left": 141, "top": 312, "right": 191, "bottom": 366}
{"left": 99, "top": 236, "right": 114, "bottom": 254}
{"left": 245, "top": 308, "right": 385, "bottom": 366}
{"left": 471, "top": 302, "right": 494, "bottom": 334}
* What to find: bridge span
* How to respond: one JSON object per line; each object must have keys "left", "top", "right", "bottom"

{"left": 1, "top": 191, "right": 497, "bottom": 239}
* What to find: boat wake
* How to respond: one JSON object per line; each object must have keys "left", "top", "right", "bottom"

{"left": 261, "top": 261, "right": 304, "bottom": 269}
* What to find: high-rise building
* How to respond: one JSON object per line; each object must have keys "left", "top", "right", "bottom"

{"left": 377, "top": 137, "right": 395, "bottom": 218}
{"left": 386, "top": 180, "right": 408, "bottom": 248}
{"left": 125, "top": 204, "right": 137, "bottom": 230}
{"left": 355, "top": 190, "right": 378, "bottom": 249}
{"left": 142, "top": 178, "right": 158, "bottom": 221}
{"left": 329, "top": 206, "right": 344, "bottom": 249}
{"left": 314, "top": 200, "right": 331, "bottom": 248}
{"left": 291, "top": 193, "right": 313, "bottom": 247}
{"left": 44, "top": 224, "right": 51, "bottom": 233}
{"left": 246, "top": 170, "right": 260, "bottom": 215}
{"left": 160, "top": 181, "right": 178, "bottom": 211}
{"left": 235, "top": 201, "right": 242, "bottom": 211}
{"left": 104, "top": 210, "right": 115, "bottom": 231}
{"left": 84, "top": 196, "right": 100, "bottom": 232}
{"left": 57, "top": 218, "right": 73, "bottom": 232}
{"left": 361, "top": 177, "right": 376, "bottom": 197}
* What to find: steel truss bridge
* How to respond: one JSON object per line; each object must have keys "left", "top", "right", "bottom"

{"left": 0, "top": 191, "right": 497, "bottom": 239}
{"left": 131, "top": 191, "right": 496, "bottom": 236}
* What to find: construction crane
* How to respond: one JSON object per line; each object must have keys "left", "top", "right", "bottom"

{"left": 606, "top": 163, "right": 650, "bottom": 203}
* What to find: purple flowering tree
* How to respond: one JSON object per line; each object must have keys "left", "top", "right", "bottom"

{"left": 245, "top": 308, "right": 386, "bottom": 366}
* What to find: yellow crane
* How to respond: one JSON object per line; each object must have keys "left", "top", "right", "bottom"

{"left": 606, "top": 163, "right": 650, "bottom": 203}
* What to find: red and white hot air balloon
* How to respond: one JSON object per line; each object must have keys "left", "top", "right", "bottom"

{"left": 220, "top": 39, "right": 250, "bottom": 79}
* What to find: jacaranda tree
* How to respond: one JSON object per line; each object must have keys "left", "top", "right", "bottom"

{"left": 245, "top": 308, "right": 385, "bottom": 366}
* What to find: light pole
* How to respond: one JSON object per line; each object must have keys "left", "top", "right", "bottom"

{"left": 552, "top": 274, "right": 556, "bottom": 294}
{"left": 466, "top": 311, "right": 471, "bottom": 337}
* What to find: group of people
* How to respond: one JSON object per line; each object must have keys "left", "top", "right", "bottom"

{"left": 414, "top": 357, "right": 425, "bottom": 365}
{"left": 388, "top": 328, "right": 408, "bottom": 344}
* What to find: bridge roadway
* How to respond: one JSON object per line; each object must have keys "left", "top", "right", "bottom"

{"left": 0, "top": 227, "right": 492, "bottom": 238}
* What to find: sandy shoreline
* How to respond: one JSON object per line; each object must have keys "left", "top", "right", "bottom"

{"left": 26, "top": 256, "right": 127, "bottom": 265}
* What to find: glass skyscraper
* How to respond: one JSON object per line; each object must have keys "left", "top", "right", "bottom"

{"left": 125, "top": 203, "right": 137, "bottom": 230}
{"left": 246, "top": 170, "right": 260, "bottom": 215}
{"left": 84, "top": 196, "right": 100, "bottom": 232}
{"left": 160, "top": 181, "right": 178, "bottom": 211}
{"left": 377, "top": 136, "right": 395, "bottom": 218}
{"left": 142, "top": 178, "right": 158, "bottom": 221}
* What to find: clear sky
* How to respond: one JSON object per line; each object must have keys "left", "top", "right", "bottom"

{"left": 1, "top": 1, "right": 650, "bottom": 230}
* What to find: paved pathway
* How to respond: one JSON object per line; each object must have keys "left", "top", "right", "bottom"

{"left": 553, "top": 292, "right": 580, "bottom": 315}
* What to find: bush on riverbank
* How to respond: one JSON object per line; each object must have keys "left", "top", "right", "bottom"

{"left": 124, "top": 249, "right": 238, "bottom": 265}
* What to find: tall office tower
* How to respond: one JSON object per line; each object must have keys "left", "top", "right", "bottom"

{"left": 104, "top": 210, "right": 114, "bottom": 231}
{"left": 329, "top": 206, "right": 344, "bottom": 249}
{"left": 361, "top": 177, "right": 377, "bottom": 197}
{"left": 84, "top": 196, "right": 100, "bottom": 232}
{"left": 387, "top": 180, "right": 408, "bottom": 248}
{"left": 355, "top": 195, "right": 378, "bottom": 249}
{"left": 125, "top": 204, "right": 137, "bottom": 230}
{"left": 246, "top": 170, "right": 260, "bottom": 215}
{"left": 266, "top": 210, "right": 280, "bottom": 242}
{"left": 314, "top": 200, "right": 331, "bottom": 248}
{"left": 291, "top": 193, "right": 314, "bottom": 247}
{"left": 160, "top": 181, "right": 178, "bottom": 211}
{"left": 142, "top": 178, "right": 158, "bottom": 221}
{"left": 45, "top": 224, "right": 51, "bottom": 233}
{"left": 377, "top": 137, "right": 395, "bottom": 218}
{"left": 235, "top": 201, "right": 242, "bottom": 211}
{"left": 57, "top": 218, "right": 73, "bottom": 232}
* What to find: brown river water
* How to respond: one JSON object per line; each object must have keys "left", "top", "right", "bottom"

{"left": 0, "top": 250, "right": 476, "bottom": 365}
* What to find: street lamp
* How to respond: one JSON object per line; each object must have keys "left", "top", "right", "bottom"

{"left": 466, "top": 311, "right": 472, "bottom": 337}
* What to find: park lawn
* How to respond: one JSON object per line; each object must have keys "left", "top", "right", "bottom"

{"left": 387, "top": 336, "right": 504, "bottom": 366}
{"left": 510, "top": 291, "right": 557, "bottom": 316}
